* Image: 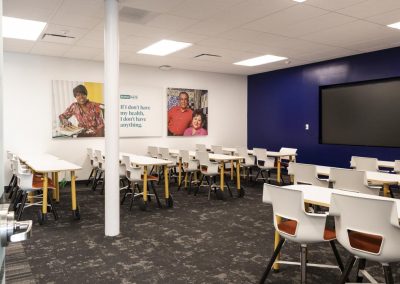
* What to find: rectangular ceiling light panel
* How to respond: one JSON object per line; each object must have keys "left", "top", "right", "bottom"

{"left": 387, "top": 22, "right": 400, "bottom": 30}
{"left": 234, "top": 55, "right": 287, "bottom": 66}
{"left": 137, "top": 39, "right": 192, "bottom": 56}
{"left": 3, "top": 16, "right": 47, "bottom": 41}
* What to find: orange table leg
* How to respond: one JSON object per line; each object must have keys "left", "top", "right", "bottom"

{"left": 276, "top": 158, "right": 281, "bottom": 184}
{"left": 42, "top": 175, "right": 48, "bottom": 214}
{"left": 220, "top": 161, "right": 225, "bottom": 191}
{"left": 71, "top": 171, "right": 77, "bottom": 210}
{"left": 143, "top": 166, "right": 148, "bottom": 202}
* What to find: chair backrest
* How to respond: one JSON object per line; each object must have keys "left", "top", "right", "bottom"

{"left": 236, "top": 146, "right": 255, "bottom": 166}
{"left": 196, "top": 151, "right": 218, "bottom": 174}
{"left": 87, "top": 148, "right": 94, "bottom": 159}
{"left": 353, "top": 156, "right": 378, "bottom": 171}
{"left": 264, "top": 184, "right": 328, "bottom": 243}
{"left": 288, "top": 162, "right": 328, "bottom": 187}
{"left": 196, "top": 144, "right": 207, "bottom": 152}
{"left": 330, "top": 168, "right": 379, "bottom": 195}
{"left": 211, "top": 145, "right": 223, "bottom": 154}
{"left": 17, "top": 170, "right": 34, "bottom": 190}
{"left": 180, "top": 150, "right": 198, "bottom": 171}
{"left": 280, "top": 147, "right": 297, "bottom": 161}
{"left": 159, "top": 147, "right": 177, "bottom": 164}
{"left": 253, "top": 148, "right": 274, "bottom": 168}
{"left": 394, "top": 160, "right": 400, "bottom": 173}
{"left": 6, "top": 151, "right": 14, "bottom": 160}
{"left": 122, "top": 155, "right": 141, "bottom": 181}
{"left": 94, "top": 150, "right": 105, "bottom": 169}
{"left": 330, "top": 192, "right": 400, "bottom": 263}
{"left": 197, "top": 151, "right": 210, "bottom": 167}
{"left": 147, "top": 146, "right": 159, "bottom": 158}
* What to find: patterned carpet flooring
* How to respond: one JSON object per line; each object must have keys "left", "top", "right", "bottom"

{"left": 6, "top": 179, "right": 400, "bottom": 283}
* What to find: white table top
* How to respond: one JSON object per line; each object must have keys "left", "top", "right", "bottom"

{"left": 350, "top": 159, "right": 395, "bottom": 169}
{"left": 316, "top": 166, "right": 400, "bottom": 185}
{"left": 169, "top": 149, "right": 243, "bottom": 161}
{"left": 26, "top": 159, "right": 82, "bottom": 173}
{"left": 120, "top": 152, "right": 173, "bottom": 166}
{"left": 263, "top": 184, "right": 400, "bottom": 216}
{"left": 19, "top": 153, "right": 60, "bottom": 163}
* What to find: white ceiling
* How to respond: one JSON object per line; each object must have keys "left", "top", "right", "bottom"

{"left": 4, "top": 0, "right": 400, "bottom": 75}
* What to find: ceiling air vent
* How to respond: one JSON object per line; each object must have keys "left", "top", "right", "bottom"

{"left": 194, "top": 53, "right": 222, "bottom": 59}
{"left": 41, "top": 33, "right": 76, "bottom": 44}
{"left": 119, "top": 6, "right": 159, "bottom": 24}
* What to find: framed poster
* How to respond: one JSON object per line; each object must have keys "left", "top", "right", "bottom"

{"left": 119, "top": 86, "right": 163, "bottom": 137}
{"left": 52, "top": 80, "right": 104, "bottom": 138}
{"left": 167, "top": 87, "right": 208, "bottom": 136}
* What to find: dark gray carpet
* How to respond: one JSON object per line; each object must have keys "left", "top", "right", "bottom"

{"left": 10, "top": 179, "right": 400, "bottom": 283}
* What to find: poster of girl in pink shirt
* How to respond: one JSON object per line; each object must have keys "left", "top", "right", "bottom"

{"left": 167, "top": 87, "right": 208, "bottom": 137}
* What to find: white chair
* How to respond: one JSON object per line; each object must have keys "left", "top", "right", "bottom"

{"left": 253, "top": 148, "right": 275, "bottom": 182}
{"left": 330, "top": 191, "right": 400, "bottom": 283}
{"left": 353, "top": 156, "right": 379, "bottom": 172}
{"left": 279, "top": 147, "right": 297, "bottom": 167}
{"left": 147, "top": 146, "right": 159, "bottom": 158}
{"left": 393, "top": 160, "right": 400, "bottom": 174}
{"left": 195, "top": 151, "right": 225, "bottom": 200}
{"left": 330, "top": 168, "right": 380, "bottom": 196}
{"left": 177, "top": 150, "right": 199, "bottom": 193}
{"left": 158, "top": 147, "right": 178, "bottom": 183}
{"left": 86, "top": 148, "right": 99, "bottom": 187}
{"left": 14, "top": 159, "right": 58, "bottom": 223}
{"left": 288, "top": 162, "right": 329, "bottom": 187}
{"left": 93, "top": 150, "right": 105, "bottom": 193}
{"left": 195, "top": 144, "right": 207, "bottom": 152}
{"left": 120, "top": 155, "right": 161, "bottom": 210}
{"left": 211, "top": 145, "right": 223, "bottom": 154}
{"left": 260, "top": 184, "right": 344, "bottom": 283}
{"left": 236, "top": 146, "right": 255, "bottom": 180}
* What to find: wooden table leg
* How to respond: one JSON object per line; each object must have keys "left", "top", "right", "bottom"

{"left": 273, "top": 216, "right": 281, "bottom": 271}
{"left": 276, "top": 158, "right": 281, "bottom": 184}
{"left": 42, "top": 175, "right": 48, "bottom": 214}
{"left": 164, "top": 165, "right": 169, "bottom": 199}
{"left": 71, "top": 171, "right": 77, "bottom": 210}
{"left": 383, "top": 183, "right": 390, "bottom": 197}
{"left": 52, "top": 173, "right": 57, "bottom": 200}
{"left": 178, "top": 158, "right": 182, "bottom": 186}
{"left": 231, "top": 160, "right": 234, "bottom": 181}
{"left": 289, "top": 157, "right": 294, "bottom": 184}
{"left": 220, "top": 161, "right": 225, "bottom": 191}
{"left": 143, "top": 166, "right": 148, "bottom": 202}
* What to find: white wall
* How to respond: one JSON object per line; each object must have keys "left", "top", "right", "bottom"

{"left": 3, "top": 52, "right": 247, "bottom": 181}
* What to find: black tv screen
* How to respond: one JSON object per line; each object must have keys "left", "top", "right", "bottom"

{"left": 320, "top": 77, "right": 400, "bottom": 147}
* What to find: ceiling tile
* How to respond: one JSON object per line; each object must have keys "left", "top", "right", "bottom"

{"left": 3, "top": 38, "right": 35, "bottom": 53}
{"left": 305, "top": 0, "right": 367, "bottom": 11}
{"left": 145, "top": 14, "right": 199, "bottom": 32}
{"left": 338, "top": 0, "right": 400, "bottom": 19}
{"left": 243, "top": 4, "right": 329, "bottom": 33}
{"left": 119, "top": 0, "right": 185, "bottom": 13}
{"left": 367, "top": 8, "right": 400, "bottom": 25}
{"left": 63, "top": 46, "right": 102, "bottom": 60}
{"left": 3, "top": 0, "right": 62, "bottom": 21}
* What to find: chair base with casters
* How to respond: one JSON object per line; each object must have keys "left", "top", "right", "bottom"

{"left": 194, "top": 175, "right": 232, "bottom": 200}
{"left": 177, "top": 170, "right": 200, "bottom": 194}
{"left": 121, "top": 176, "right": 162, "bottom": 211}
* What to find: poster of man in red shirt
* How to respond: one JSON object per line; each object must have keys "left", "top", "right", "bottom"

{"left": 167, "top": 88, "right": 208, "bottom": 136}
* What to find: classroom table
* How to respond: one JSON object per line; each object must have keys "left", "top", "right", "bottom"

{"left": 263, "top": 184, "right": 400, "bottom": 271}
{"left": 169, "top": 149, "right": 245, "bottom": 198}
{"left": 121, "top": 152, "right": 174, "bottom": 210}
{"left": 20, "top": 155, "right": 82, "bottom": 224}
{"left": 262, "top": 151, "right": 297, "bottom": 184}
{"left": 350, "top": 159, "right": 395, "bottom": 170}
{"left": 316, "top": 166, "right": 400, "bottom": 197}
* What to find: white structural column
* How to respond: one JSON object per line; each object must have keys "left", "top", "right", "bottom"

{"left": 104, "top": 0, "right": 120, "bottom": 236}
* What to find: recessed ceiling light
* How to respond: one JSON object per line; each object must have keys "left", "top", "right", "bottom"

{"left": 3, "top": 16, "right": 47, "bottom": 41}
{"left": 234, "top": 55, "right": 288, "bottom": 67}
{"left": 387, "top": 21, "right": 400, "bottom": 30}
{"left": 293, "top": 0, "right": 307, "bottom": 2}
{"left": 137, "top": 39, "right": 192, "bottom": 56}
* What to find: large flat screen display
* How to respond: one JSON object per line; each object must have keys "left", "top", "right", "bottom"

{"left": 320, "top": 77, "right": 400, "bottom": 147}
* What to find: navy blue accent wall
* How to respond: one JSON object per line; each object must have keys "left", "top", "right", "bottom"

{"left": 248, "top": 47, "right": 400, "bottom": 168}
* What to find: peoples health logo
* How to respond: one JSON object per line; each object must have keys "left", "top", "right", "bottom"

{"left": 120, "top": 94, "right": 138, "bottom": 99}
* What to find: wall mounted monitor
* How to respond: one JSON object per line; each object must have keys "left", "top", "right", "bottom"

{"left": 319, "top": 77, "right": 400, "bottom": 147}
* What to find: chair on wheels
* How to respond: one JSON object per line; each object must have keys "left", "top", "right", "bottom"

{"left": 120, "top": 155, "right": 161, "bottom": 210}
{"left": 330, "top": 168, "right": 380, "bottom": 196}
{"left": 288, "top": 162, "right": 329, "bottom": 187}
{"left": 253, "top": 148, "right": 276, "bottom": 183}
{"left": 177, "top": 150, "right": 199, "bottom": 193}
{"left": 195, "top": 151, "right": 227, "bottom": 200}
{"left": 93, "top": 150, "right": 105, "bottom": 193}
{"left": 330, "top": 191, "right": 400, "bottom": 284}
{"left": 195, "top": 144, "right": 207, "bottom": 152}
{"left": 158, "top": 147, "right": 178, "bottom": 184}
{"left": 260, "top": 184, "right": 344, "bottom": 284}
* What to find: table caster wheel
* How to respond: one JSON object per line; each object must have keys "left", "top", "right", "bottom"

{"left": 37, "top": 211, "right": 48, "bottom": 225}
{"left": 238, "top": 187, "right": 245, "bottom": 198}
{"left": 165, "top": 196, "right": 174, "bottom": 208}
{"left": 72, "top": 206, "right": 81, "bottom": 220}
{"left": 215, "top": 188, "right": 225, "bottom": 200}
{"left": 138, "top": 199, "right": 148, "bottom": 211}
